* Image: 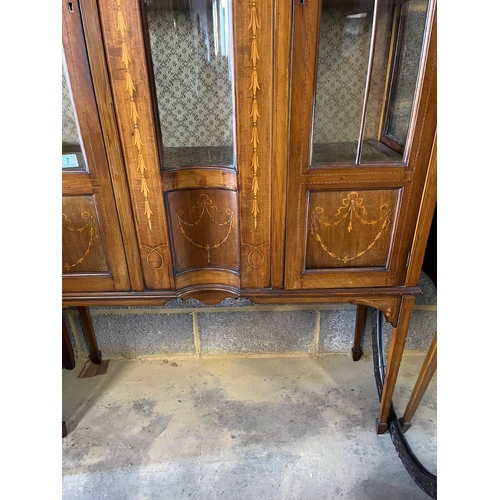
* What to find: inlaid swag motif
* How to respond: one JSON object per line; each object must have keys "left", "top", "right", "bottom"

{"left": 310, "top": 191, "right": 392, "bottom": 264}
{"left": 62, "top": 211, "right": 97, "bottom": 271}
{"left": 176, "top": 194, "right": 234, "bottom": 263}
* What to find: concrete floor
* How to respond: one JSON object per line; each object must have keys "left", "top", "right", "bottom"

{"left": 62, "top": 353, "right": 436, "bottom": 499}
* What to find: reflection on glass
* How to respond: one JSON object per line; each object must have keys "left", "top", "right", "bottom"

{"left": 144, "top": 0, "right": 235, "bottom": 169}
{"left": 311, "top": 0, "right": 429, "bottom": 165}
{"left": 62, "top": 53, "right": 86, "bottom": 171}
{"left": 312, "top": 2, "right": 373, "bottom": 164}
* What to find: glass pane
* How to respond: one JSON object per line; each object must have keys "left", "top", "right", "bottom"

{"left": 144, "top": 0, "right": 235, "bottom": 169}
{"left": 310, "top": 0, "right": 430, "bottom": 166}
{"left": 359, "top": 0, "right": 401, "bottom": 162}
{"left": 62, "top": 52, "right": 86, "bottom": 171}
{"left": 311, "top": 1, "right": 373, "bottom": 164}
{"left": 386, "top": 0, "right": 429, "bottom": 146}
{"left": 360, "top": 0, "right": 429, "bottom": 161}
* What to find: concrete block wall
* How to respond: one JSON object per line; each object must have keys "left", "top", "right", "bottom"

{"left": 63, "top": 273, "right": 436, "bottom": 360}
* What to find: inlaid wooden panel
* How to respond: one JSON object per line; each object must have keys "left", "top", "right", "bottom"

{"left": 306, "top": 189, "right": 400, "bottom": 269}
{"left": 166, "top": 189, "right": 240, "bottom": 274}
{"left": 97, "top": 0, "right": 174, "bottom": 290}
{"left": 62, "top": 196, "right": 109, "bottom": 274}
{"left": 234, "top": 0, "right": 274, "bottom": 288}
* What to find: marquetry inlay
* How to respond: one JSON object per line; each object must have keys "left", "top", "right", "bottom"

{"left": 249, "top": 0, "right": 261, "bottom": 229}
{"left": 116, "top": 0, "right": 153, "bottom": 231}
{"left": 62, "top": 211, "right": 96, "bottom": 271}
{"left": 176, "top": 194, "right": 235, "bottom": 263}
{"left": 242, "top": 242, "right": 269, "bottom": 269}
{"left": 310, "top": 192, "right": 393, "bottom": 264}
{"left": 140, "top": 244, "right": 170, "bottom": 270}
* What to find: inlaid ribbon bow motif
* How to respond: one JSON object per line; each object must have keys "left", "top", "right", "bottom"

{"left": 310, "top": 192, "right": 392, "bottom": 264}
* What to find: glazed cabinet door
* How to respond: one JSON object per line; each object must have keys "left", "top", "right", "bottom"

{"left": 97, "top": 0, "right": 275, "bottom": 294}
{"left": 285, "top": 0, "right": 436, "bottom": 289}
{"left": 62, "top": 0, "right": 131, "bottom": 292}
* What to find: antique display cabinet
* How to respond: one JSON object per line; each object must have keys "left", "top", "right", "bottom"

{"left": 62, "top": 0, "right": 437, "bottom": 433}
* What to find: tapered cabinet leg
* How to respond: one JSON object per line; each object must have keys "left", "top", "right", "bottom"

{"left": 399, "top": 332, "right": 437, "bottom": 432}
{"left": 77, "top": 306, "right": 102, "bottom": 364}
{"left": 352, "top": 305, "right": 366, "bottom": 361}
{"left": 376, "top": 295, "right": 415, "bottom": 434}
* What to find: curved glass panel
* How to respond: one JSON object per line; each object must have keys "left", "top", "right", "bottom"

{"left": 144, "top": 0, "right": 235, "bottom": 169}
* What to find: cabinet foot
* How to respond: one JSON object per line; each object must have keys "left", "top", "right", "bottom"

{"left": 91, "top": 350, "right": 102, "bottom": 365}
{"left": 376, "top": 418, "right": 388, "bottom": 434}
{"left": 351, "top": 347, "right": 363, "bottom": 361}
{"left": 398, "top": 418, "right": 412, "bottom": 432}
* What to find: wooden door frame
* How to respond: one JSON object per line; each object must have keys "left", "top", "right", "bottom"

{"left": 283, "top": 0, "right": 436, "bottom": 291}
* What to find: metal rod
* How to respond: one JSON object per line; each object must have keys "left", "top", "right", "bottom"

{"left": 355, "top": 0, "right": 380, "bottom": 165}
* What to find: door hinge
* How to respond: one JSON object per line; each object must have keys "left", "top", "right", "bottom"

{"left": 299, "top": 0, "right": 306, "bottom": 5}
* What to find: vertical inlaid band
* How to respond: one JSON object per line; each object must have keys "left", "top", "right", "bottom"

{"left": 116, "top": 0, "right": 153, "bottom": 230}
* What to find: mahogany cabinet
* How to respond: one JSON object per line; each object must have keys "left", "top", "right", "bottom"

{"left": 62, "top": 0, "right": 437, "bottom": 433}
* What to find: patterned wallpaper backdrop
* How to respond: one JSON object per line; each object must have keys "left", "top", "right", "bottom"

{"left": 61, "top": 2, "right": 426, "bottom": 154}
{"left": 146, "top": 2, "right": 235, "bottom": 149}
{"left": 313, "top": 5, "right": 391, "bottom": 145}
{"left": 62, "top": 62, "right": 80, "bottom": 146}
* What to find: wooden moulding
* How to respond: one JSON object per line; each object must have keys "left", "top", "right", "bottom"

{"left": 162, "top": 168, "right": 238, "bottom": 192}
{"left": 271, "top": 0, "right": 293, "bottom": 289}
{"left": 176, "top": 285, "right": 241, "bottom": 304}
{"left": 62, "top": 286, "right": 419, "bottom": 326}
{"left": 405, "top": 131, "right": 437, "bottom": 287}
{"left": 62, "top": 174, "right": 93, "bottom": 196}
{"left": 174, "top": 271, "right": 241, "bottom": 292}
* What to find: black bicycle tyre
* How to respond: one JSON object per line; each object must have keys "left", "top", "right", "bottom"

{"left": 371, "top": 308, "right": 437, "bottom": 499}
